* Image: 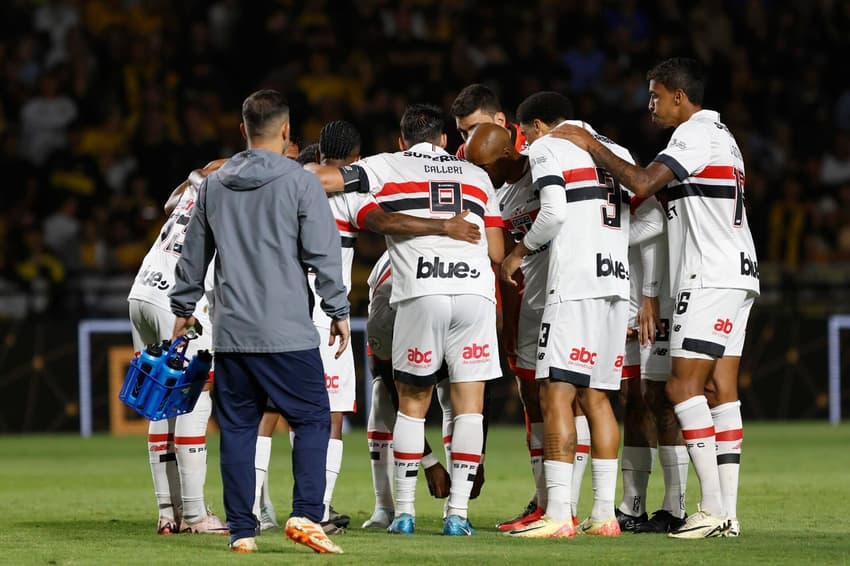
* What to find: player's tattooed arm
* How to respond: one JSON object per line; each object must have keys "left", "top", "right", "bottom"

{"left": 165, "top": 158, "right": 228, "bottom": 215}
{"left": 548, "top": 125, "right": 675, "bottom": 198}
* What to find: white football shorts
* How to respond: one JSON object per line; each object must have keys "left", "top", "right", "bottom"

{"left": 392, "top": 294, "right": 501, "bottom": 385}
{"left": 535, "top": 297, "right": 628, "bottom": 391}
{"left": 670, "top": 288, "right": 755, "bottom": 360}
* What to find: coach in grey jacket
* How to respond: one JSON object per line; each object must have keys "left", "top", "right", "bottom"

{"left": 170, "top": 90, "right": 348, "bottom": 554}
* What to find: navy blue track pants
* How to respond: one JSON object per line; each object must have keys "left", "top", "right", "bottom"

{"left": 213, "top": 349, "right": 330, "bottom": 541}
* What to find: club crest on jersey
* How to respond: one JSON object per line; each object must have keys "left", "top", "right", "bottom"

{"left": 596, "top": 253, "right": 629, "bottom": 280}
{"left": 416, "top": 256, "right": 480, "bottom": 279}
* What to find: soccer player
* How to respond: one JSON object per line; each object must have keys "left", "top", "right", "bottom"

{"left": 552, "top": 57, "right": 759, "bottom": 538}
{"left": 363, "top": 251, "right": 455, "bottom": 529}
{"left": 450, "top": 83, "right": 527, "bottom": 158}
{"left": 616, "top": 196, "right": 689, "bottom": 534}
{"left": 504, "top": 92, "right": 633, "bottom": 539}
{"left": 127, "top": 159, "right": 229, "bottom": 535}
{"left": 463, "top": 123, "right": 592, "bottom": 529}
{"left": 309, "top": 103, "right": 504, "bottom": 536}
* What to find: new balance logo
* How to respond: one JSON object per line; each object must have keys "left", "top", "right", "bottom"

{"left": 462, "top": 343, "right": 490, "bottom": 360}
{"left": 596, "top": 253, "right": 629, "bottom": 280}
{"left": 325, "top": 374, "right": 340, "bottom": 389}
{"left": 739, "top": 252, "right": 759, "bottom": 278}
{"left": 569, "top": 347, "right": 597, "bottom": 365}
{"left": 407, "top": 348, "right": 432, "bottom": 364}
{"left": 713, "top": 319, "right": 734, "bottom": 334}
{"left": 416, "top": 256, "right": 480, "bottom": 279}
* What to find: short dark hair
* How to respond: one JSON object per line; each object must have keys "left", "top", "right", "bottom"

{"left": 319, "top": 120, "right": 361, "bottom": 160}
{"left": 241, "top": 89, "right": 289, "bottom": 139}
{"left": 400, "top": 103, "right": 444, "bottom": 146}
{"left": 646, "top": 58, "right": 705, "bottom": 106}
{"left": 516, "top": 91, "right": 574, "bottom": 126}
{"left": 450, "top": 84, "right": 502, "bottom": 119}
{"left": 295, "top": 143, "right": 320, "bottom": 165}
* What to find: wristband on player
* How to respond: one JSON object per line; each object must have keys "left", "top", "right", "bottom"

{"left": 420, "top": 452, "right": 439, "bottom": 469}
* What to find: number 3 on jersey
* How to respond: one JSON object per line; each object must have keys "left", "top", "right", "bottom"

{"left": 597, "top": 168, "right": 623, "bottom": 229}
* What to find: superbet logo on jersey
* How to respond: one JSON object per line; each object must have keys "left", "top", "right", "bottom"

{"left": 325, "top": 374, "right": 340, "bottom": 390}
{"left": 462, "top": 343, "right": 490, "bottom": 361}
{"left": 407, "top": 348, "right": 432, "bottom": 365}
{"left": 416, "top": 256, "right": 480, "bottom": 279}
{"left": 569, "top": 347, "right": 598, "bottom": 366}
{"left": 713, "top": 319, "right": 734, "bottom": 335}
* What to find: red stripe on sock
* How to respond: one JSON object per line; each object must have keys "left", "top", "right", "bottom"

{"left": 682, "top": 426, "right": 715, "bottom": 440}
{"left": 715, "top": 428, "right": 743, "bottom": 441}
{"left": 576, "top": 444, "right": 590, "bottom": 454}
{"left": 452, "top": 452, "right": 482, "bottom": 463}
{"left": 148, "top": 433, "right": 174, "bottom": 442}
{"left": 393, "top": 451, "right": 423, "bottom": 460}
{"left": 443, "top": 435, "right": 452, "bottom": 444}
{"left": 174, "top": 436, "right": 206, "bottom": 445}
{"left": 529, "top": 448, "right": 544, "bottom": 457}
{"left": 367, "top": 431, "right": 393, "bottom": 440}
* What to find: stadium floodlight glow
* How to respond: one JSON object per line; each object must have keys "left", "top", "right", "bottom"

{"left": 78, "top": 317, "right": 371, "bottom": 438}
{"left": 827, "top": 315, "right": 850, "bottom": 425}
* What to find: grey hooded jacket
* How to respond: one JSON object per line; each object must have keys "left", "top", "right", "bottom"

{"left": 170, "top": 148, "right": 349, "bottom": 353}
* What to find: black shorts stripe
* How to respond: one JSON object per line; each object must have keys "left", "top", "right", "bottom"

{"left": 394, "top": 368, "right": 440, "bottom": 387}
{"left": 534, "top": 175, "right": 566, "bottom": 189}
{"left": 681, "top": 338, "right": 726, "bottom": 358}
{"left": 664, "top": 183, "right": 736, "bottom": 202}
{"left": 381, "top": 197, "right": 485, "bottom": 218}
{"left": 566, "top": 186, "right": 632, "bottom": 205}
{"left": 654, "top": 154, "right": 689, "bottom": 181}
{"left": 340, "top": 236, "right": 356, "bottom": 248}
{"left": 548, "top": 367, "right": 591, "bottom": 387}
{"left": 717, "top": 453, "right": 741, "bottom": 465}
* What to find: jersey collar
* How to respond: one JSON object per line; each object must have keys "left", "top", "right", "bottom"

{"left": 690, "top": 109, "right": 720, "bottom": 122}
{"left": 406, "top": 142, "right": 449, "bottom": 155}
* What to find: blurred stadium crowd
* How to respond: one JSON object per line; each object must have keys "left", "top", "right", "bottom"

{"left": 1, "top": 0, "right": 848, "bottom": 317}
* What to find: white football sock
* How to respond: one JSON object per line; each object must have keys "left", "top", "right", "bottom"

{"left": 591, "top": 458, "right": 619, "bottom": 521}
{"left": 529, "top": 421, "right": 546, "bottom": 509}
{"left": 674, "top": 395, "right": 723, "bottom": 516}
{"left": 367, "top": 378, "right": 395, "bottom": 510}
{"left": 148, "top": 418, "right": 178, "bottom": 521}
{"left": 393, "top": 412, "right": 425, "bottom": 516}
{"left": 175, "top": 390, "right": 211, "bottom": 522}
{"left": 570, "top": 415, "right": 591, "bottom": 518}
{"left": 253, "top": 435, "right": 272, "bottom": 521}
{"left": 447, "top": 413, "right": 483, "bottom": 520}
{"left": 711, "top": 400, "right": 742, "bottom": 519}
{"left": 659, "top": 444, "right": 689, "bottom": 518}
{"left": 618, "top": 445, "right": 655, "bottom": 517}
{"left": 436, "top": 379, "right": 454, "bottom": 469}
{"left": 543, "top": 460, "right": 573, "bottom": 521}
{"left": 322, "top": 438, "right": 344, "bottom": 521}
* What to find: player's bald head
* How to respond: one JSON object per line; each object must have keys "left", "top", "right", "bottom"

{"left": 465, "top": 122, "right": 512, "bottom": 165}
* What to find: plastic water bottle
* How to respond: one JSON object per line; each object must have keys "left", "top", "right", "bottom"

{"left": 131, "top": 343, "right": 165, "bottom": 406}
{"left": 147, "top": 354, "right": 185, "bottom": 418}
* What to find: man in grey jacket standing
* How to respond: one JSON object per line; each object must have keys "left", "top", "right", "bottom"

{"left": 170, "top": 89, "right": 348, "bottom": 555}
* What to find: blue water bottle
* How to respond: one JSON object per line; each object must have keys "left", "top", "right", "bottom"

{"left": 129, "top": 342, "right": 166, "bottom": 408}
{"left": 151, "top": 355, "right": 186, "bottom": 419}
{"left": 182, "top": 350, "right": 213, "bottom": 412}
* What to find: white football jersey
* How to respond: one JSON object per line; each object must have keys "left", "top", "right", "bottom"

{"left": 354, "top": 142, "right": 501, "bottom": 305}
{"left": 499, "top": 160, "right": 549, "bottom": 310}
{"left": 128, "top": 184, "right": 213, "bottom": 321}
{"left": 654, "top": 109, "right": 760, "bottom": 296}
{"left": 309, "top": 191, "right": 379, "bottom": 327}
{"left": 529, "top": 121, "right": 633, "bottom": 303}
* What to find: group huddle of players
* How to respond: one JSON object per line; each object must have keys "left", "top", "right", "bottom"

{"left": 129, "top": 56, "right": 757, "bottom": 543}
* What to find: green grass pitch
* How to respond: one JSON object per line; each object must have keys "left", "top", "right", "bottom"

{"left": 1, "top": 423, "right": 848, "bottom": 565}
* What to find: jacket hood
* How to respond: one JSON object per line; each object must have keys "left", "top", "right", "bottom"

{"left": 217, "top": 149, "right": 294, "bottom": 191}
